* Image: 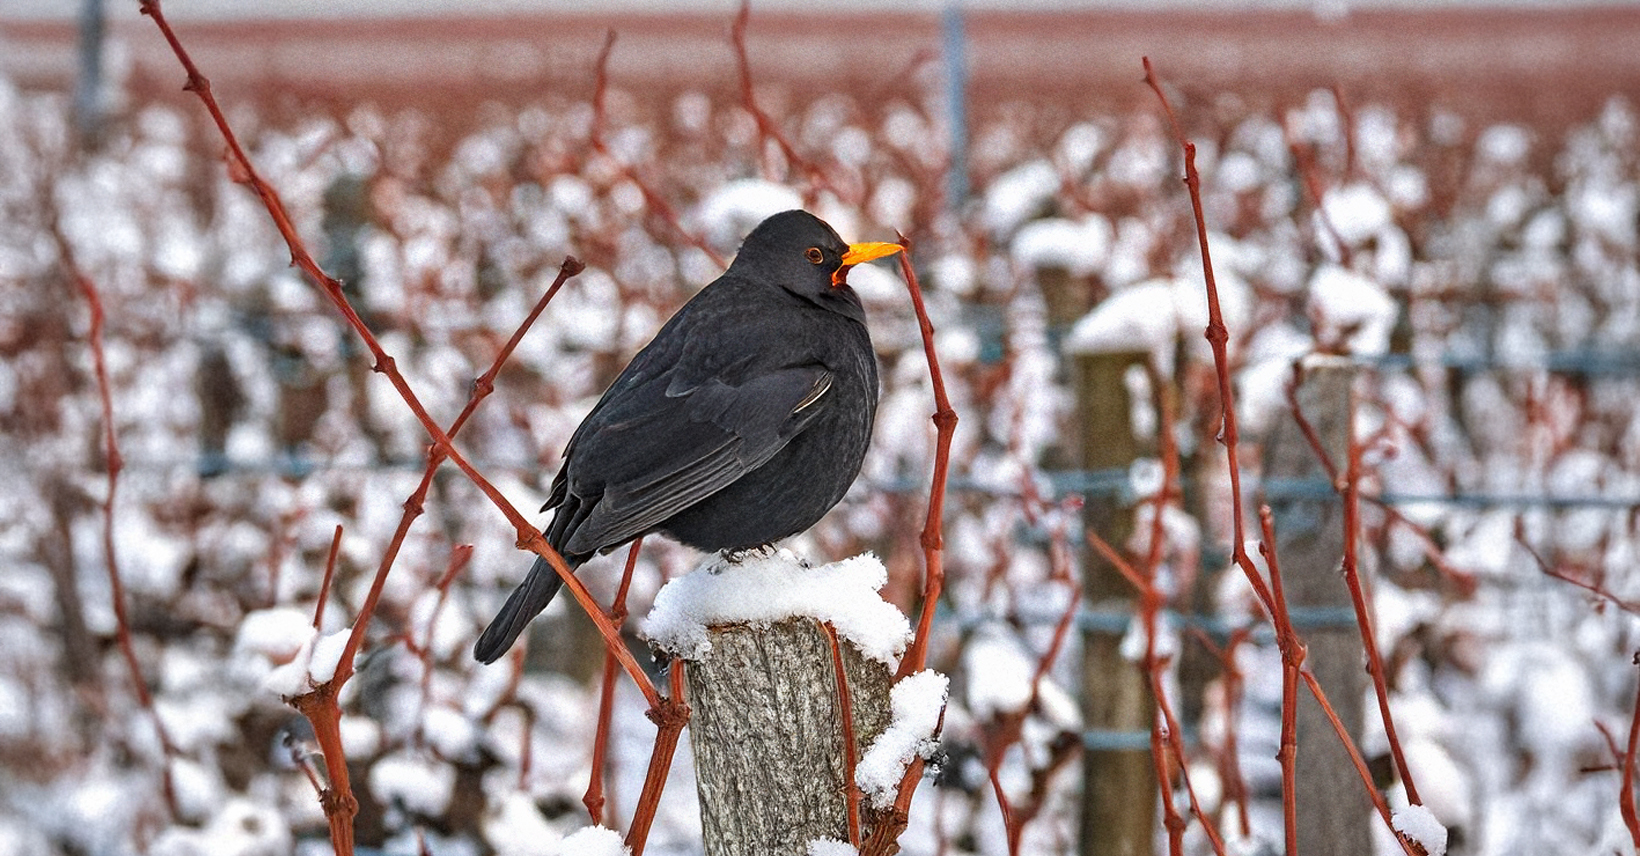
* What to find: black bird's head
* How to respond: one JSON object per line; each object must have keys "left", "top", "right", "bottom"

{"left": 729, "top": 210, "right": 903, "bottom": 309}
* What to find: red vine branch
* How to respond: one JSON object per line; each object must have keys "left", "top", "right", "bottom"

{"left": 1143, "top": 56, "right": 1419, "bottom": 855}
{"left": 585, "top": 537, "right": 645, "bottom": 825}
{"left": 895, "top": 235, "right": 957, "bottom": 682}
{"left": 47, "top": 211, "right": 181, "bottom": 819}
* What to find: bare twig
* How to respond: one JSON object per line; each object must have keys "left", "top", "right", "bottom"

{"left": 313, "top": 525, "right": 344, "bottom": 630}
{"left": 1190, "top": 628, "right": 1254, "bottom": 839}
{"left": 590, "top": 30, "right": 724, "bottom": 268}
{"left": 1623, "top": 653, "right": 1640, "bottom": 849}
{"left": 1143, "top": 56, "right": 1418, "bottom": 856}
{"left": 137, "top": 2, "right": 658, "bottom": 707}
{"left": 585, "top": 538, "right": 646, "bottom": 825}
{"left": 730, "top": 1, "right": 845, "bottom": 206}
{"left": 822, "top": 621, "right": 865, "bottom": 846}
{"left": 1141, "top": 57, "right": 1278, "bottom": 621}
{"left": 626, "top": 665, "right": 691, "bottom": 856}
{"left": 1517, "top": 522, "right": 1640, "bottom": 615}
{"left": 895, "top": 235, "right": 958, "bottom": 681}
{"left": 1339, "top": 400, "right": 1422, "bottom": 807}
{"left": 48, "top": 212, "right": 180, "bottom": 819}
{"left": 1086, "top": 531, "right": 1228, "bottom": 856}
{"left": 1257, "top": 508, "right": 1303, "bottom": 856}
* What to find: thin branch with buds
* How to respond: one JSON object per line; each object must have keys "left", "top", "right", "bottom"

{"left": 1143, "top": 55, "right": 1421, "bottom": 856}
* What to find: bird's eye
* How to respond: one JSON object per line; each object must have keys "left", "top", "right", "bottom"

{"left": 805, "top": 247, "right": 824, "bottom": 264}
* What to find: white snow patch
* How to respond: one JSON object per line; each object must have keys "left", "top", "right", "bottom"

{"left": 697, "top": 179, "right": 804, "bottom": 247}
{"left": 422, "top": 705, "right": 481, "bottom": 762}
{"left": 559, "top": 825, "right": 630, "bottom": 856}
{"left": 234, "top": 608, "right": 314, "bottom": 660}
{"left": 369, "top": 751, "right": 455, "bottom": 817}
{"left": 807, "top": 838, "right": 860, "bottom": 856}
{"left": 1320, "top": 183, "right": 1393, "bottom": 246}
{"left": 1063, "top": 278, "right": 1178, "bottom": 367}
{"left": 642, "top": 551, "right": 910, "bottom": 666}
{"left": 254, "top": 624, "right": 350, "bottom": 698}
{"left": 963, "top": 631, "right": 1036, "bottom": 720}
{"left": 856, "top": 669, "right": 948, "bottom": 809}
{"left": 1063, "top": 274, "right": 1251, "bottom": 375}
{"left": 982, "top": 160, "right": 1059, "bottom": 236}
{"left": 483, "top": 792, "right": 557, "bottom": 856}
{"left": 1391, "top": 804, "right": 1448, "bottom": 856}
{"left": 1476, "top": 124, "right": 1531, "bottom": 164}
{"left": 1307, "top": 264, "right": 1396, "bottom": 355}
{"left": 150, "top": 798, "right": 292, "bottom": 856}
{"left": 259, "top": 632, "right": 317, "bottom": 698}
{"left": 1011, "top": 215, "right": 1112, "bottom": 276}
{"left": 306, "top": 628, "right": 351, "bottom": 684}
{"left": 1119, "top": 612, "right": 1179, "bottom": 663}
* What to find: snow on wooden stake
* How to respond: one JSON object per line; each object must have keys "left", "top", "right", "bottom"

{"left": 647, "top": 551, "right": 922, "bottom": 856}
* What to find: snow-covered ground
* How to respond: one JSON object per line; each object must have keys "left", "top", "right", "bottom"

{"left": 2, "top": 40, "right": 1639, "bottom": 856}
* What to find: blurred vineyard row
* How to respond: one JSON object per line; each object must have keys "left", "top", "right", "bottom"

{"left": 2, "top": 10, "right": 1640, "bottom": 855}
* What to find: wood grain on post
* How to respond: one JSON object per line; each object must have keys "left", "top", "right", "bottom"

{"left": 1075, "top": 350, "right": 1158, "bottom": 856}
{"left": 685, "top": 618, "right": 893, "bottom": 856}
{"left": 1265, "top": 357, "right": 1369, "bottom": 856}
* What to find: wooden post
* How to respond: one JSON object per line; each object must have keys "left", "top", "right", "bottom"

{"left": 1075, "top": 350, "right": 1158, "bottom": 856}
{"left": 685, "top": 618, "right": 893, "bottom": 856}
{"left": 1265, "top": 357, "right": 1369, "bottom": 856}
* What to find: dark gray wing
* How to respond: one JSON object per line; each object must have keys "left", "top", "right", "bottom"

{"left": 558, "top": 364, "right": 834, "bottom": 556}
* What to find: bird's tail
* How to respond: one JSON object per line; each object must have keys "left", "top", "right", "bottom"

{"left": 472, "top": 553, "right": 578, "bottom": 664}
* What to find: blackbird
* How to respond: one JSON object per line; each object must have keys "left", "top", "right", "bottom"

{"left": 473, "top": 209, "right": 901, "bottom": 663}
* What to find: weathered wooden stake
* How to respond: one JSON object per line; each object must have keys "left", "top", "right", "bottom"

{"left": 685, "top": 618, "right": 893, "bottom": 856}
{"left": 1075, "top": 349, "right": 1158, "bottom": 856}
{"left": 1266, "top": 357, "right": 1369, "bottom": 856}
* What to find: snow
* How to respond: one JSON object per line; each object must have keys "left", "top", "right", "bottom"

{"left": 981, "top": 160, "right": 1060, "bottom": 237}
{"left": 558, "top": 826, "right": 630, "bottom": 856}
{"left": 150, "top": 798, "right": 292, "bottom": 856}
{"left": 1118, "top": 611, "right": 1179, "bottom": 664}
{"left": 483, "top": 792, "right": 558, "bottom": 856}
{"left": 642, "top": 550, "right": 911, "bottom": 667}
{"left": 369, "top": 751, "right": 455, "bottom": 817}
{"left": 1307, "top": 264, "right": 1397, "bottom": 355}
{"left": 806, "top": 838, "right": 859, "bottom": 856}
{"left": 306, "top": 628, "right": 351, "bottom": 684}
{"left": 258, "top": 631, "right": 317, "bottom": 698}
{"left": 1392, "top": 804, "right": 1449, "bottom": 856}
{"left": 1010, "top": 215, "right": 1112, "bottom": 276}
{"left": 1320, "top": 182, "right": 1394, "bottom": 247}
{"left": 234, "top": 607, "right": 315, "bottom": 660}
{"left": 963, "top": 630, "right": 1036, "bottom": 720}
{"left": 696, "top": 179, "right": 804, "bottom": 247}
{"left": 856, "top": 669, "right": 948, "bottom": 810}
{"left": 1062, "top": 273, "right": 1251, "bottom": 375}
{"left": 7, "top": 51, "right": 1640, "bottom": 856}
{"left": 1063, "top": 278, "right": 1179, "bottom": 366}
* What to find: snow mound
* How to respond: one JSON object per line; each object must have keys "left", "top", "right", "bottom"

{"left": 1307, "top": 264, "right": 1396, "bottom": 355}
{"left": 1392, "top": 804, "right": 1448, "bottom": 856}
{"left": 982, "top": 160, "right": 1060, "bottom": 236}
{"left": 642, "top": 550, "right": 911, "bottom": 666}
{"left": 1011, "top": 215, "right": 1112, "bottom": 276}
{"left": 856, "top": 669, "right": 948, "bottom": 809}
{"left": 559, "top": 826, "right": 630, "bottom": 856}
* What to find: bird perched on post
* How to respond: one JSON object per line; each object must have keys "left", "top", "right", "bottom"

{"left": 473, "top": 210, "right": 901, "bottom": 664}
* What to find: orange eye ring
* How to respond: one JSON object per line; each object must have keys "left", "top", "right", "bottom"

{"left": 805, "top": 247, "right": 825, "bottom": 264}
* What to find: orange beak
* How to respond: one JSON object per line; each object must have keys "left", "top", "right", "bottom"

{"left": 832, "top": 241, "right": 904, "bottom": 286}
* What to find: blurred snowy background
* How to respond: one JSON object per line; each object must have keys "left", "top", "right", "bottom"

{"left": 3, "top": 2, "right": 1640, "bottom": 855}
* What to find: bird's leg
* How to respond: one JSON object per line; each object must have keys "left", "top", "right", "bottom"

{"left": 719, "top": 543, "right": 780, "bottom": 566}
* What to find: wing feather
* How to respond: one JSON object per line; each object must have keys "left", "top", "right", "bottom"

{"left": 557, "top": 365, "right": 833, "bottom": 555}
